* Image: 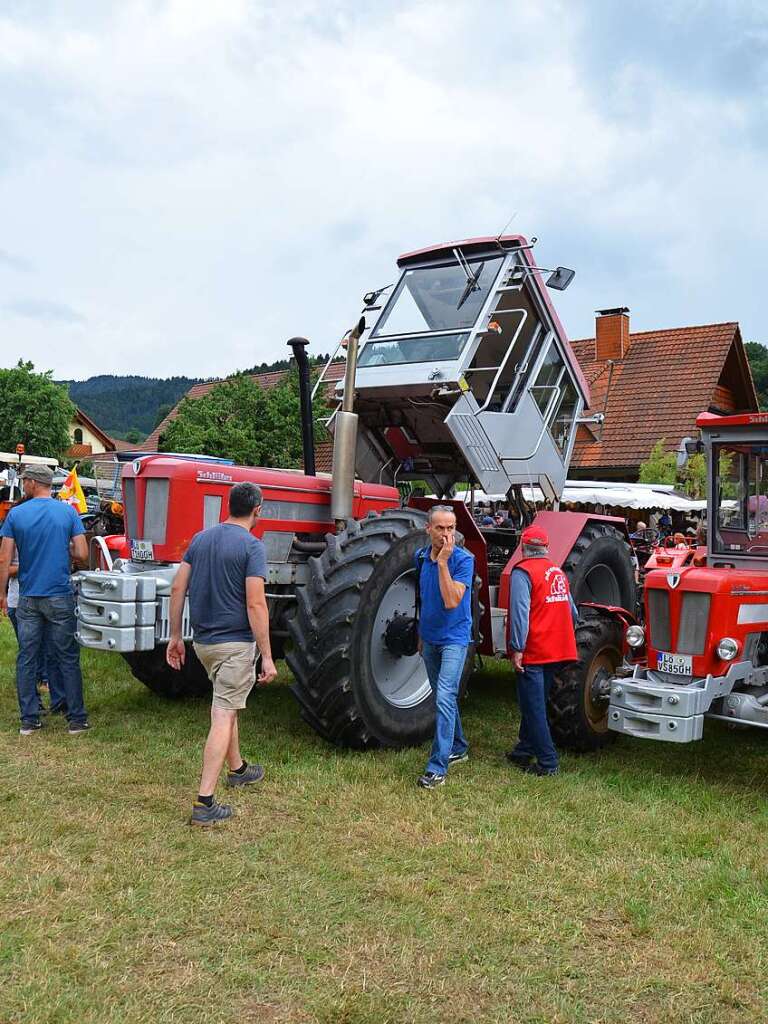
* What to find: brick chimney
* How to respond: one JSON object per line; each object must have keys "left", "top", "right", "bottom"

{"left": 595, "top": 307, "right": 630, "bottom": 361}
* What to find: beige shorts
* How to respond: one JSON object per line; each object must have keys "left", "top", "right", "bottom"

{"left": 193, "top": 641, "right": 257, "bottom": 711}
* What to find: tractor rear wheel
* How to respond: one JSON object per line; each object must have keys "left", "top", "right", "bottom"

{"left": 563, "top": 522, "right": 635, "bottom": 612}
{"left": 286, "top": 509, "right": 475, "bottom": 749}
{"left": 122, "top": 644, "right": 212, "bottom": 699}
{"left": 548, "top": 612, "right": 622, "bottom": 751}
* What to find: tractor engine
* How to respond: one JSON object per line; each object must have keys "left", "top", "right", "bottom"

{"left": 608, "top": 412, "right": 768, "bottom": 741}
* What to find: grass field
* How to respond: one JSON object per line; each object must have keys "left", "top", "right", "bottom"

{"left": 2, "top": 621, "right": 768, "bottom": 1023}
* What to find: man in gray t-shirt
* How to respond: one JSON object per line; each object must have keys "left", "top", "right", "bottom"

{"left": 167, "top": 481, "right": 277, "bottom": 826}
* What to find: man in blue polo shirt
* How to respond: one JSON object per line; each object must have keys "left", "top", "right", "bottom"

{"left": 415, "top": 504, "right": 475, "bottom": 789}
{"left": 0, "top": 464, "right": 89, "bottom": 735}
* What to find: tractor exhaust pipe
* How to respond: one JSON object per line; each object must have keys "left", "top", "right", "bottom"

{"left": 287, "top": 336, "right": 316, "bottom": 477}
{"left": 331, "top": 317, "right": 366, "bottom": 529}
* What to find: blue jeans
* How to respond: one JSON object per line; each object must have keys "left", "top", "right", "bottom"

{"left": 421, "top": 642, "right": 469, "bottom": 776}
{"left": 16, "top": 596, "right": 87, "bottom": 727}
{"left": 513, "top": 664, "right": 559, "bottom": 772}
{"left": 9, "top": 608, "right": 48, "bottom": 714}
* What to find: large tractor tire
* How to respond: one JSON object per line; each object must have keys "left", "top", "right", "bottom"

{"left": 122, "top": 643, "right": 212, "bottom": 699}
{"left": 286, "top": 509, "right": 475, "bottom": 750}
{"left": 563, "top": 522, "right": 635, "bottom": 611}
{"left": 548, "top": 612, "right": 622, "bottom": 752}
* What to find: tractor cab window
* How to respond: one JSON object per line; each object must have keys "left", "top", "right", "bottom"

{"left": 359, "top": 256, "right": 503, "bottom": 367}
{"left": 530, "top": 341, "right": 581, "bottom": 457}
{"left": 713, "top": 442, "right": 768, "bottom": 556}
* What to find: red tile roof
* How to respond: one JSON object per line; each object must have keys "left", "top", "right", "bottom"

{"left": 570, "top": 322, "right": 757, "bottom": 473}
{"left": 140, "top": 362, "right": 346, "bottom": 452}
{"left": 65, "top": 443, "right": 93, "bottom": 459}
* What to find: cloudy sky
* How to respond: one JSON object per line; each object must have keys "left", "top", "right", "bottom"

{"left": 1, "top": 0, "right": 767, "bottom": 380}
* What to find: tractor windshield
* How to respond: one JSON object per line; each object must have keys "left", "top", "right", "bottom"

{"left": 359, "top": 255, "right": 503, "bottom": 366}
{"left": 713, "top": 441, "right": 768, "bottom": 557}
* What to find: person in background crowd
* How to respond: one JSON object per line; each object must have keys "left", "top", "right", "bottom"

{"left": 673, "top": 532, "right": 688, "bottom": 550}
{"left": 506, "top": 524, "right": 578, "bottom": 777}
{"left": 415, "top": 505, "right": 475, "bottom": 789}
{"left": 496, "top": 509, "right": 516, "bottom": 529}
{"left": 480, "top": 510, "right": 494, "bottom": 526}
{"left": 658, "top": 512, "right": 673, "bottom": 537}
{"left": 696, "top": 521, "right": 707, "bottom": 546}
{"left": 167, "top": 481, "right": 277, "bottom": 826}
{"left": 630, "top": 520, "right": 648, "bottom": 542}
{"left": 0, "top": 465, "right": 89, "bottom": 735}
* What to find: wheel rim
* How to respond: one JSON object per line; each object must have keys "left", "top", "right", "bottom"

{"left": 370, "top": 569, "right": 432, "bottom": 709}
{"left": 579, "top": 563, "right": 621, "bottom": 606}
{"left": 583, "top": 645, "right": 621, "bottom": 732}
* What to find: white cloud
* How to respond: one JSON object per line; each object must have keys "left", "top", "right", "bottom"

{"left": 0, "top": 0, "right": 766, "bottom": 379}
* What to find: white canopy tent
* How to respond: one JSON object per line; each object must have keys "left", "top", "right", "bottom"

{"left": 461, "top": 479, "right": 706, "bottom": 514}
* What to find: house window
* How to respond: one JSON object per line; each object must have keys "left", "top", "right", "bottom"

{"left": 73, "top": 428, "right": 83, "bottom": 444}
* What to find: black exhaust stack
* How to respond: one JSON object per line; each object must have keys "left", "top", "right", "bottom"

{"left": 287, "top": 336, "right": 316, "bottom": 477}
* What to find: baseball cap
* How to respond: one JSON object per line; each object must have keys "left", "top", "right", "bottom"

{"left": 21, "top": 464, "right": 54, "bottom": 485}
{"left": 521, "top": 524, "right": 549, "bottom": 548}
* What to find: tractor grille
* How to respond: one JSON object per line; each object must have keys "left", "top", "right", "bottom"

{"left": 647, "top": 589, "right": 671, "bottom": 651}
{"left": 647, "top": 589, "right": 710, "bottom": 656}
{"left": 676, "top": 593, "right": 710, "bottom": 655}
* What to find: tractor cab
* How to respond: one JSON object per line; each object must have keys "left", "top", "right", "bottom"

{"left": 608, "top": 412, "right": 768, "bottom": 743}
{"left": 336, "top": 236, "right": 589, "bottom": 502}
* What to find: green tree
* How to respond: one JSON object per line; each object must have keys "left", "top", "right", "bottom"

{"left": 153, "top": 403, "right": 173, "bottom": 429}
{"left": 679, "top": 452, "right": 707, "bottom": 499}
{"left": 0, "top": 360, "right": 74, "bottom": 457}
{"left": 640, "top": 438, "right": 708, "bottom": 499}
{"left": 125, "top": 428, "right": 143, "bottom": 444}
{"left": 638, "top": 439, "right": 677, "bottom": 486}
{"left": 158, "top": 369, "right": 330, "bottom": 468}
{"left": 745, "top": 341, "right": 768, "bottom": 409}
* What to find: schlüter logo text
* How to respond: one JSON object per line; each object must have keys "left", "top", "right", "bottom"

{"left": 197, "top": 471, "right": 233, "bottom": 482}
{"left": 544, "top": 566, "right": 570, "bottom": 604}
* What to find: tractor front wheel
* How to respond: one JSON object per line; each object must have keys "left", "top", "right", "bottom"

{"left": 548, "top": 612, "right": 622, "bottom": 752}
{"left": 122, "top": 644, "right": 212, "bottom": 699}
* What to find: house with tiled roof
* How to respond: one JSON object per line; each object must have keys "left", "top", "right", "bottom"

{"left": 66, "top": 407, "right": 129, "bottom": 461}
{"left": 570, "top": 309, "right": 758, "bottom": 481}
{"left": 141, "top": 362, "right": 347, "bottom": 472}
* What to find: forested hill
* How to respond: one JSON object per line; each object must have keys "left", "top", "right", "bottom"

{"left": 61, "top": 354, "right": 333, "bottom": 440}
{"left": 64, "top": 375, "right": 201, "bottom": 440}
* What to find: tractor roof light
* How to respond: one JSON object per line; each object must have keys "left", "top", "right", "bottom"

{"left": 625, "top": 625, "right": 645, "bottom": 648}
{"left": 716, "top": 637, "right": 740, "bottom": 662}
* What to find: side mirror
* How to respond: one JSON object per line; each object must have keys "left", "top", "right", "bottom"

{"left": 545, "top": 267, "right": 575, "bottom": 291}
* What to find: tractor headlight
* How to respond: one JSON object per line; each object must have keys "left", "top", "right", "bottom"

{"left": 716, "top": 637, "right": 740, "bottom": 661}
{"left": 625, "top": 625, "right": 645, "bottom": 648}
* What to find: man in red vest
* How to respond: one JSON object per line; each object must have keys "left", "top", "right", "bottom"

{"left": 506, "top": 524, "right": 578, "bottom": 776}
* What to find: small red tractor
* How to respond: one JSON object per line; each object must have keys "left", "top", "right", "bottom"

{"left": 608, "top": 411, "right": 768, "bottom": 742}
{"left": 75, "top": 235, "right": 638, "bottom": 751}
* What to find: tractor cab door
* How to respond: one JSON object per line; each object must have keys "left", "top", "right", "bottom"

{"left": 445, "top": 274, "right": 583, "bottom": 498}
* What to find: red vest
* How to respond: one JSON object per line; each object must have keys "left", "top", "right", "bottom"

{"left": 516, "top": 557, "right": 578, "bottom": 665}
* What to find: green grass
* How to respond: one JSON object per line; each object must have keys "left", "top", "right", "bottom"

{"left": 2, "top": 622, "right": 768, "bottom": 1023}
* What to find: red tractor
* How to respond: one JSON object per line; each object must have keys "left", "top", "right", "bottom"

{"left": 609, "top": 411, "right": 768, "bottom": 742}
{"left": 75, "top": 235, "right": 636, "bottom": 751}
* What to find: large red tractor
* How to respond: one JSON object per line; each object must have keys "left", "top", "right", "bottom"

{"left": 75, "top": 235, "right": 636, "bottom": 751}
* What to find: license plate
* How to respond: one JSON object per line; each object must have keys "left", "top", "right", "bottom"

{"left": 657, "top": 652, "right": 692, "bottom": 675}
{"left": 131, "top": 540, "right": 155, "bottom": 562}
